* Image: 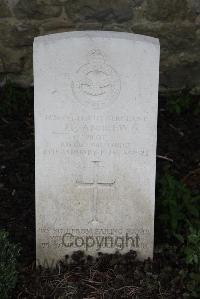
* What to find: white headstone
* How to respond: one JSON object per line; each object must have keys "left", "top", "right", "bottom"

{"left": 34, "top": 31, "right": 160, "bottom": 267}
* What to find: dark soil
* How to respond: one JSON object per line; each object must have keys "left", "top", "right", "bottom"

{"left": 0, "top": 85, "right": 199, "bottom": 298}
{"left": 16, "top": 249, "right": 191, "bottom": 298}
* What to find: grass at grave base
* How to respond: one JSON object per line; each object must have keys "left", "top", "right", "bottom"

{"left": 0, "top": 83, "right": 199, "bottom": 298}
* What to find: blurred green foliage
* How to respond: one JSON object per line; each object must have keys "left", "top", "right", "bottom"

{"left": 0, "top": 82, "right": 33, "bottom": 116}
{"left": 0, "top": 230, "right": 20, "bottom": 299}
{"left": 166, "top": 94, "right": 200, "bottom": 115}
{"left": 156, "top": 173, "right": 200, "bottom": 297}
{"left": 157, "top": 174, "right": 199, "bottom": 241}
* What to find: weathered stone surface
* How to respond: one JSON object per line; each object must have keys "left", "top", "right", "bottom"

{"left": 11, "top": 23, "right": 40, "bottom": 47}
{"left": 0, "top": 21, "right": 39, "bottom": 47}
{"left": 0, "top": 0, "right": 12, "bottom": 18}
{"left": 160, "top": 52, "right": 200, "bottom": 93}
{"left": 34, "top": 31, "right": 160, "bottom": 265}
{"left": 132, "top": 22, "right": 197, "bottom": 53}
{"left": 0, "top": 0, "right": 199, "bottom": 93}
{"left": 196, "top": 15, "right": 200, "bottom": 25}
{"left": 15, "top": 47, "right": 33, "bottom": 86}
{"left": 103, "top": 24, "right": 132, "bottom": 33}
{"left": 0, "top": 57, "right": 4, "bottom": 73}
{"left": 0, "top": 22, "right": 11, "bottom": 46}
{"left": 1, "top": 46, "right": 33, "bottom": 86}
{"left": 131, "top": 0, "right": 145, "bottom": 8}
{"left": 75, "top": 22, "right": 103, "bottom": 31}
{"left": 14, "top": 0, "right": 62, "bottom": 19}
{"left": 65, "top": 0, "right": 133, "bottom": 22}
{"left": 0, "top": 46, "right": 25, "bottom": 73}
{"left": 144, "top": 0, "right": 190, "bottom": 22}
{"left": 40, "top": 18, "right": 73, "bottom": 34}
{"left": 131, "top": 22, "right": 200, "bottom": 92}
{"left": 187, "top": 0, "right": 200, "bottom": 14}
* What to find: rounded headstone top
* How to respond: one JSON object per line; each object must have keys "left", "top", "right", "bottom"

{"left": 34, "top": 31, "right": 160, "bottom": 47}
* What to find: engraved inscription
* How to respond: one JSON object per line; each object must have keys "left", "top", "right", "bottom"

{"left": 76, "top": 161, "right": 115, "bottom": 225}
{"left": 72, "top": 49, "right": 121, "bottom": 109}
{"left": 42, "top": 113, "right": 149, "bottom": 158}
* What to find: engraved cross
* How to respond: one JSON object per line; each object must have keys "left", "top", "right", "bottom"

{"left": 76, "top": 161, "right": 115, "bottom": 225}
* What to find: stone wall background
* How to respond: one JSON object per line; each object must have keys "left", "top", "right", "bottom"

{"left": 0, "top": 0, "right": 199, "bottom": 94}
